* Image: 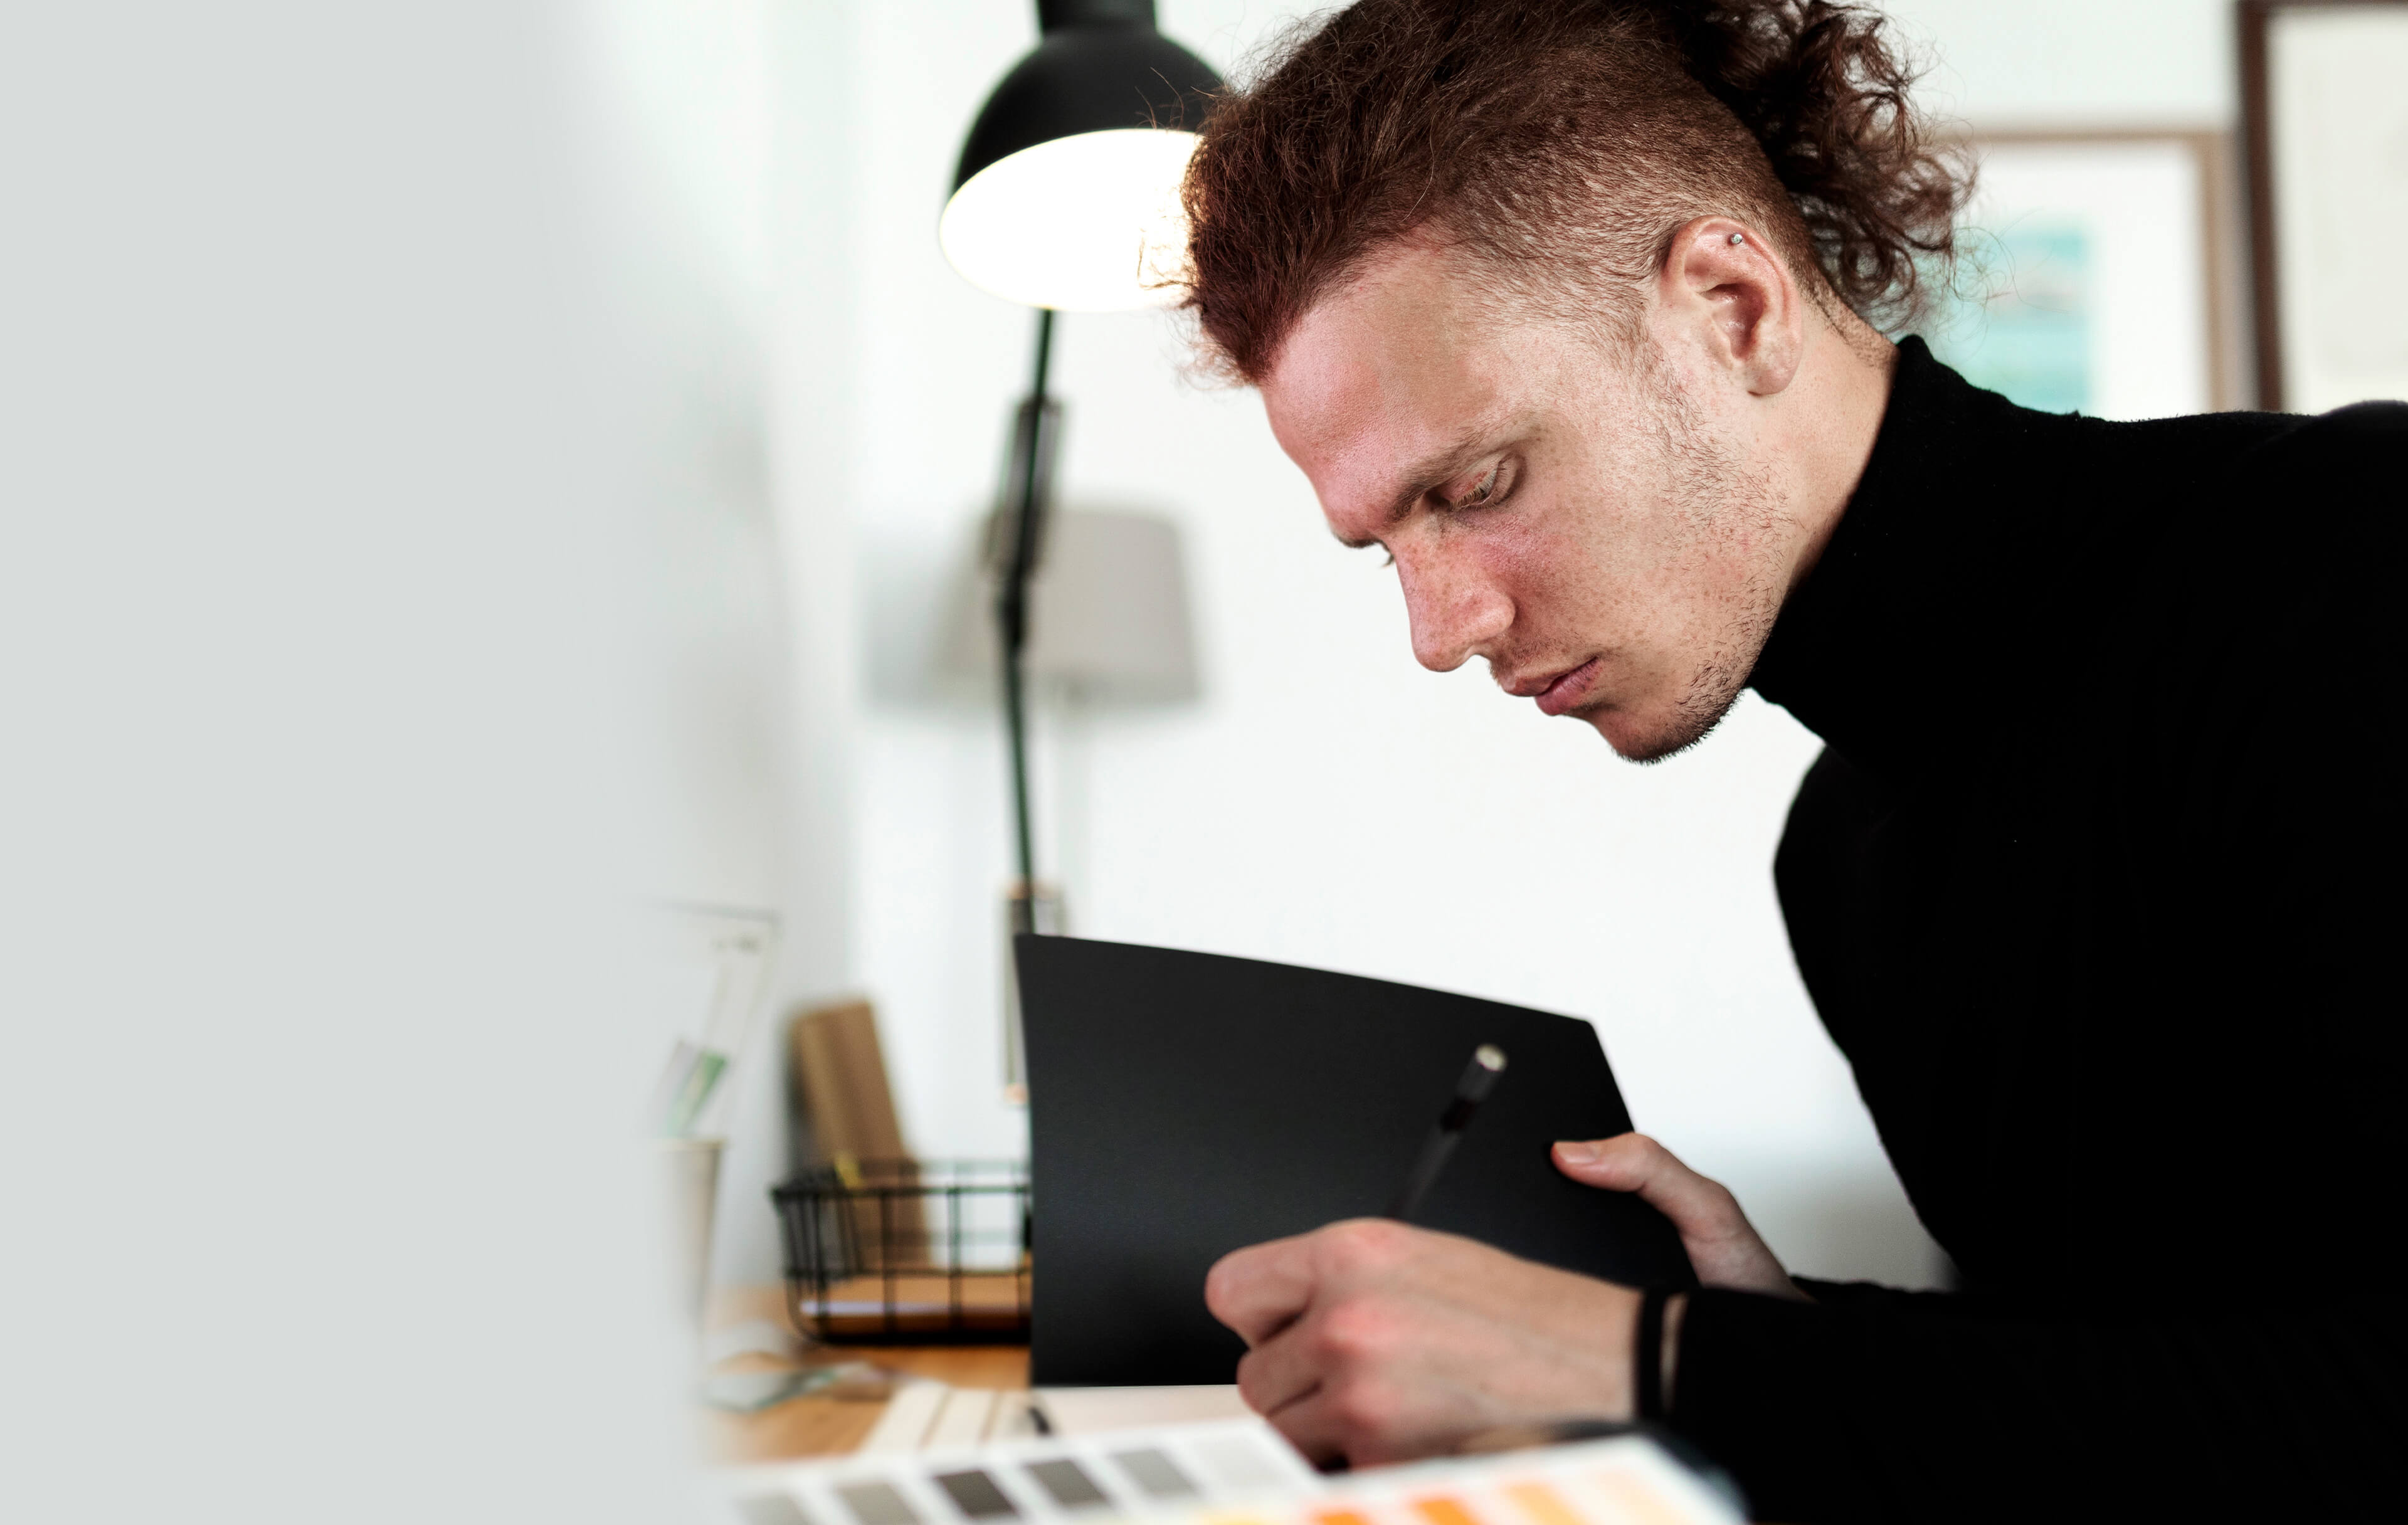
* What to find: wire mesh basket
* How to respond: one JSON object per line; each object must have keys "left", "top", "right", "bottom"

{"left": 771, "top": 1158, "right": 1030, "bottom": 1343}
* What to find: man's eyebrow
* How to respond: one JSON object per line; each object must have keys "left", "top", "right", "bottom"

{"left": 1332, "top": 436, "right": 1492, "bottom": 550}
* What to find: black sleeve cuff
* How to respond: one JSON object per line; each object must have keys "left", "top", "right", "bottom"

{"left": 1669, "top": 1289, "right": 1856, "bottom": 1522}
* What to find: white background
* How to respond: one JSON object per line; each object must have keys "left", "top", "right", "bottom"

{"left": 2270, "top": 6, "right": 2408, "bottom": 412}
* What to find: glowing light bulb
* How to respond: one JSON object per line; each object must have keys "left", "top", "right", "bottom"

{"left": 940, "top": 128, "right": 1200, "bottom": 312}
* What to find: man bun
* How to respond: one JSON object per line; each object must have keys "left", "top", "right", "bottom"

{"left": 1659, "top": 0, "right": 1967, "bottom": 330}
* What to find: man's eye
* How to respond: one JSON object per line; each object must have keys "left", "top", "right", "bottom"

{"left": 1445, "top": 460, "right": 1507, "bottom": 510}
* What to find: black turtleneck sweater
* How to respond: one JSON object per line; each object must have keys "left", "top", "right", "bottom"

{"left": 1669, "top": 340, "right": 2407, "bottom": 1522}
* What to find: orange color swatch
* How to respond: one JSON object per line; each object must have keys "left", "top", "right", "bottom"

{"left": 1411, "top": 1496, "right": 1484, "bottom": 1525}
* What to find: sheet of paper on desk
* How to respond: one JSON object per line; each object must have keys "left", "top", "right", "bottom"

{"left": 858, "top": 1384, "right": 1248, "bottom": 1455}
{"left": 1032, "top": 1386, "right": 1250, "bottom": 1437}
{"left": 862, "top": 1384, "right": 1043, "bottom": 1454}
{"left": 709, "top": 1420, "right": 1741, "bottom": 1525}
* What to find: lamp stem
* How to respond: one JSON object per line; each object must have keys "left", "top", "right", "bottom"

{"left": 998, "top": 307, "right": 1057, "bottom": 935}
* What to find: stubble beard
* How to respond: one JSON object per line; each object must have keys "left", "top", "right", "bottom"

{"left": 1598, "top": 359, "right": 1788, "bottom": 764}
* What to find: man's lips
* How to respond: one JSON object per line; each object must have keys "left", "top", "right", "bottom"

{"left": 1507, "top": 657, "right": 1602, "bottom": 717}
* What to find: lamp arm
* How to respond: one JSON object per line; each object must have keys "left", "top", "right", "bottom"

{"left": 996, "top": 307, "right": 1059, "bottom": 933}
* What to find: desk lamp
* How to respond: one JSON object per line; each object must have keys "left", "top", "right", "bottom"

{"left": 941, "top": 0, "right": 1218, "bottom": 944}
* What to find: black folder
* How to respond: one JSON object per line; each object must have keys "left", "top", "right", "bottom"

{"left": 1016, "top": 935, "right": 1695, "bottom": 1386}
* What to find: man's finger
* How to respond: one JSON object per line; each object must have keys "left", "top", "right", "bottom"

{"left": 1553, "top": 1134, "right": 1803, "bottom": 1299}
{"left": 1250, "top": 1383, "right": 1348, "bottom": 1470}
{"left": 1249, "top": 1367, "right": 1437, "bottom": 1471}
{"left": 1205, "top": 1232, "right": 1326, "bottom": 1347}
{"left": 1232, "top": 1327, "right": 1324, "bottom": 1425}
{"left": 1551, "top": 1134, "right": 1733, "bottom": 1230}
{"left": 1232, "top": 1279, "right": 1392, "bottom": 1421}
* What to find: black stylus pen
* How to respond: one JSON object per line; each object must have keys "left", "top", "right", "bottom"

{"left": 1385, "top": 1043, "right": 1508, "bottom": 1222}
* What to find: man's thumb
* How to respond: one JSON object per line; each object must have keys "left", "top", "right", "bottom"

{"left": 1551, "top": 1134, "right": 1645, "bottom": 1188}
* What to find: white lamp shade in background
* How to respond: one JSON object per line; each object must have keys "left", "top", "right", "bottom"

{"left": 946, "top": 508, "right": 1200, "bottom": 704}
{"left": 941, "top": 129, "right": 1200, "bottom": 312}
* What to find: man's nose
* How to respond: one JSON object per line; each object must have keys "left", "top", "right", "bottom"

{"left": 1397, "top": 550, "right": 1513, "bottom": 673}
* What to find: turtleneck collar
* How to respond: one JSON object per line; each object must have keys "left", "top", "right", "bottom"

{"left": 1745, "top": 336, "right": 2092, "bottom": 783}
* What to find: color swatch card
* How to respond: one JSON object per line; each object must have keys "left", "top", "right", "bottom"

{"left": 716, "top": 1417, "right": 1316, "bottom": 1525}
{"left": 710, "top": 1420, "right": 1741, "bottom": 1525}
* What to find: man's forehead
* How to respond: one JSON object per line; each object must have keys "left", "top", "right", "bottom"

{"left": 1260, "top": 246, "right": 1516, "bottom": 515}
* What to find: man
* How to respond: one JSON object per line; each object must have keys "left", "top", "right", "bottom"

{"left": 1177, "top": 1, "right": 2406, "bottom": 1519}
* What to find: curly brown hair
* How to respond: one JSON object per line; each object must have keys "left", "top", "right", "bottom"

{"left": 1183, "top": 0, "right": 1970, "bottom": 382}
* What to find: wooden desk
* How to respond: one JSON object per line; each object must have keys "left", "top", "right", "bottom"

{"left": 702, "top": 1285, "right": 1029, "bottom": 1465}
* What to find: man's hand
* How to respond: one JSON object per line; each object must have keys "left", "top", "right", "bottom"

{"left": 1202, "top": 1133, "right": 1802, "bottom": 1467}
{"left": 1205, "top": 1217, "right": 1643, "bottom": 1467}
{"left": 1550, "top": 1134, "right": 1807, "bottom": 1300}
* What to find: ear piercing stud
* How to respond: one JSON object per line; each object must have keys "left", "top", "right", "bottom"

{"left": 1728, "top": 232, "right": 1745, "bottom": 245}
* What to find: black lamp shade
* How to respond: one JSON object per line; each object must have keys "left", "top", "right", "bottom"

{"left": 940, "top": 8, "right": 1223, "bottom": 311}
{"left": 953, "top": 24, "right": 1221, "bottom": 193}
{"left": 1035, "top": 0, "right": 1156, "bottom": 26}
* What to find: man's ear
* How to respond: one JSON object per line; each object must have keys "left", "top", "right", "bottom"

{"left": 1653, "top": 216, "right": 1807, "bottom": 396}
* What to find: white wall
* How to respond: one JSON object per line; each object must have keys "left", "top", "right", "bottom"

{"left": 576, "top": 0, "right": 880, "bottom": 1317}
{"left": 572, "top": 0, "right": 887, "bottom": 1301}
{"left": 1885, "top": 0, "right": 2234, "bottom": 127}
{"left": 700, "top": 0, "right": 2253, "bottom": 1291}
{"left": 2, "top": 5, "right": 728, "bottom": 1519}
